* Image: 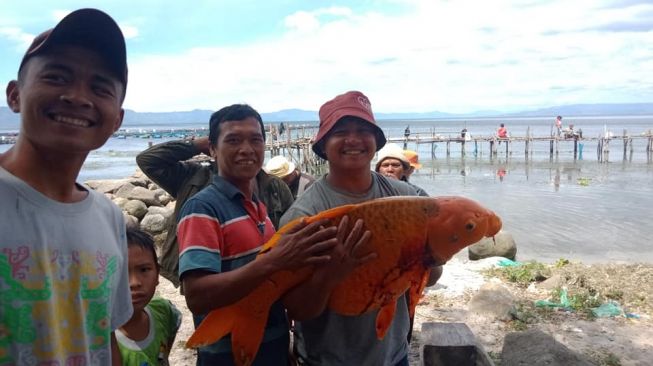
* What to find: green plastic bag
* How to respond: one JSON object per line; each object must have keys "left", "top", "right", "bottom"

{"left": 591, "top": 301, "right": 623, "bottom": 318}
{"left": 535, "top": 288, "right": 571, "bottom": 309}
{"left": 497, "top": 258, "right": 522, "bottom": 267}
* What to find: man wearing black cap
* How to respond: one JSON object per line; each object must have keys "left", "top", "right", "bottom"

{"left": 1, "top": 9, "right": 132, "bottom": 365}
{"left": 280, "top": 91, "right": 419, "bottom": 366}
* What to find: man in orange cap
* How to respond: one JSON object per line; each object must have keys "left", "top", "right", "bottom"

{"left": 281, "top": 91, "right": 424, "bottom": 366}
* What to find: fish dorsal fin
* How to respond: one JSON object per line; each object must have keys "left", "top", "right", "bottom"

{"left": 305, "top": 203, "right": 357, "bottom": 223}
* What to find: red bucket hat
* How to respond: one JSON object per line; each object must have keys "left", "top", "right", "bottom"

{"left": 312, "top": 91, "right": 387, "bottom": 159}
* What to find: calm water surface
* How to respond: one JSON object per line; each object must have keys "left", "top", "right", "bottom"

{"left": 2, "top": 116, "right": 651, "bottom": 263}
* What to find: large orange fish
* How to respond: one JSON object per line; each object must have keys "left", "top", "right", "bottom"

{"left": 186, "top": 196, "right": 502, "bottom": 365}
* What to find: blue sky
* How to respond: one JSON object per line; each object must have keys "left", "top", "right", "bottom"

{"left": 2, "top": 0, "right": 653, "bottom": 114}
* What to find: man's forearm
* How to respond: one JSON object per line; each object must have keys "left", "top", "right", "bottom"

{"left": 136, "top": 139, "right": 201, "bottom": 197}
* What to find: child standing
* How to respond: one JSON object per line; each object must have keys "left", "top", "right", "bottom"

{"left": 1, "top": 8, "right": 132, "bottom": 365}
{"left": 117, "top": 227, "right": 182, "bottom": 366}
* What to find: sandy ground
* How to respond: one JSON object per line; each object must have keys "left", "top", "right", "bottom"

{"left": 159, "top": 257, "right": 653, "bottom": 366}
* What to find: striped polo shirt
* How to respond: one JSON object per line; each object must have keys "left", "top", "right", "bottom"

{"left": 177, "top": 175, "right": 289, "bottom": 360}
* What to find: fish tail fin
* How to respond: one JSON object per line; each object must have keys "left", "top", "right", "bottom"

{"left": 186, "top": 306, "right": 236, "bottom": 348}
{"left": 187, "top": 280, "right": 280, "bottom": 364}
{"left": 375, "top": 300, "right": 398, "bottom": 339}
{"left": 230, "top": 307, "right": 271, "bottom": 366}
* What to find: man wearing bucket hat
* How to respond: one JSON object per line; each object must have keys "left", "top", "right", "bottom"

{"left": 264, "top": 155, "right": 315, "bottom": 199}
{"left": 280, "top": 91, "right": 420, "bottom": 366}
{"left": 1, "top": 8, "right": 132, "bottom": 365}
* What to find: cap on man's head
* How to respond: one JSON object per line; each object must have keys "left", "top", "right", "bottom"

{"left": 311, "top": 90, "right": 386, "bottom": 159}
{"left": 18, "top": 8, "right": 127, "bottom": 90}
{"left": 264, "top": 155, "right": 296, "bottom": 179}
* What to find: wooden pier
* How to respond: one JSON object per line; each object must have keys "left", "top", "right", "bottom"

{"left": 2, "top": 125, "right": 652, "bottom": 171}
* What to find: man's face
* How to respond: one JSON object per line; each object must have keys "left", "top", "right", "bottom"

{"left": 322, "top": 117, "right": 377, "bottom": 172}
{"left": 6, "top": 45, "right": 124, "bottom": 155}
{"left": 211, "top": 117, "right": 265, "bottom": 186}
{"left": 378, "top": 158, "right": 405, "bottom": 180}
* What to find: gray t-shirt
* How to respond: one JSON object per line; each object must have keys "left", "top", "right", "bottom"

{"left": 0, "top": 167, "right": 133, "bottom": 365}
{"left": 280, "top": 171, "right": 417, "bottom": 366}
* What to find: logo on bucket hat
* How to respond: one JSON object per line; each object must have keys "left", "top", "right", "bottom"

{"left": 311, "top": 91, "right": 387, "bottom": 160}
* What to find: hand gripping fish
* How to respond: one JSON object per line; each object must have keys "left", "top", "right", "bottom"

{"left": 186, "top": 196, "right": 502, "bottom": 365}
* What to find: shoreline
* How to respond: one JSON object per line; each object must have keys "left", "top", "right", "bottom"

{"left": 161, "top": 256, "right": 653, "bottom": 366}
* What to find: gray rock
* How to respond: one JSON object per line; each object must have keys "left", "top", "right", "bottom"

{"left": 124, "top": 200, "right": 148, "bottom": 220}
{"left": 421, "top": 322, "right": 494, "bottom": 366}
{"left": 153, "top": 189, "right": 172, "bottom": 206}
{"left": 85, "top": 179, "right": 129, "bottom": 194}
{"left": 468, "top": 282, "right": 516, "bottom": 321}
{"left": 501, "top": 329, "right": 595, "bottom": 366}
{"left": 128, "top": 186, "right": 162, "bottom": 207}
{"left": 469, "top": 231, "right": 516, "bottom": 261}
{"left": 140, "top": 213, "right": 166, "bottom": 234}
{"left": 147, "top": 206, "right": 173, "bottom": 221}
{"left": 537, "top": 273, "right": 565, "bottom": 291}
{"left": 128, "top": 176, "right": 149, "bottom": 188}
{"left": 112, "top": 197, "right": 129, "bottom": 209}
{"left": 115, "top": 182, "right": 136, "bottom": 199}
{"left": 123, "top": 213, "right": 139, "bottom": 229}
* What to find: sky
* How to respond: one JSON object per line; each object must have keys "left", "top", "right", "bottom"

{"left": 1, "top": 0, "right": 653, "bottom": 114}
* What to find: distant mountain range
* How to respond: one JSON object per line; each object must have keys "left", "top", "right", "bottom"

{"left": 2, "top": 103, "right": 653, "bottom": 130}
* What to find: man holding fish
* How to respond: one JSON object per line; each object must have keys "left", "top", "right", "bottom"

{"left": 176, "top": 104, "right": 369, "bottom": 365}
{"left": 280, "top": 91, "right": 422, "bottom": 366}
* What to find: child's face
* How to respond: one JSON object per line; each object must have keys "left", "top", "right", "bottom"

{"left": 6, "top": 45, "right": 124, "bottom": 155}
{"left": 127, "top": 245, "right": 159, "bottom": 312}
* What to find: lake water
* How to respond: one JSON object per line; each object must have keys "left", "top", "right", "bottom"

{"left": 1, "top": 116, "right": 652, "bottom": 264}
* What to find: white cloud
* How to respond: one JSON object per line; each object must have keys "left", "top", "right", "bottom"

{"left": 119, "top": 24, "right": 139, "bottom": 39}
{"left": 122, "top": 0, "right": 653, "bottom": 113}
{"left": 0, "top": 27, "right": 34, "bottom": 51}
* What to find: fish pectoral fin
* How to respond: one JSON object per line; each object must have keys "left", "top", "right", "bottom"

{"left": 186, "top": 307, "right": 235, "bottom": 349}
{"left": 231, "top": 309, "right": 269, "bottom": 366}
{"left": 408, "top": 268, "right": 430, "bottom": 318}
{"left": 375, "top": 300, "right": 398, "bottom": 340}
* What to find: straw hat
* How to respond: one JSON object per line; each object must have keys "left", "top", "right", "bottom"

{"left": 264, "top": 156, "right": 296, "bottom": 178}
{"left": 403, "top": 150, "right": 422, "bottom": 169}
{"left": 375, "top": 143, "right": 410, "bottom": 171}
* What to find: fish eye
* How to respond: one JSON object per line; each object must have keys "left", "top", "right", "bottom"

{"left": 465, "top": 222, "right": 476, "bottom": 231}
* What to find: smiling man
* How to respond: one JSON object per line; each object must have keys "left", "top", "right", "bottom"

{"left": 0, "top": 8, "right": 132, "bottom": 366}
{"left": 280, "top": 90, "right": 423, "bottom": 366}
{"left": 176, "top": 104, "right": 363, "bottom": 365}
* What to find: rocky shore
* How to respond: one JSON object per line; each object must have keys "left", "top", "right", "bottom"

{"left": 87, "top": 171, "right": 653, "bottom": 366}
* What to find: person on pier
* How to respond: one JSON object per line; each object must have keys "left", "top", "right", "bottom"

{"left": 136, "top": 128, "right": 294, "bottom": 288}
{"left": 279, "top": 90, "right": 442, "bottom": 365}
{"left": 497, "top": 123, "right": 508, "bottom": 138}
{"left": 555, "top": 116, "right": 563, "bottom": 137}
{"left": 264, "top": 155, "right": 316, "bottom": 199}
{"left": 1, "top": 9, "right": 132, "bottom": 364}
